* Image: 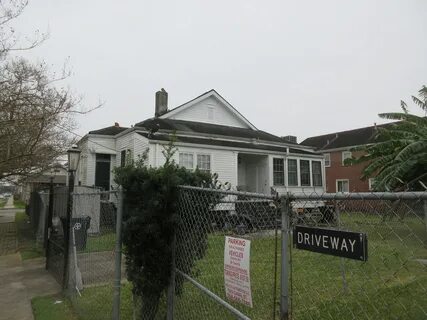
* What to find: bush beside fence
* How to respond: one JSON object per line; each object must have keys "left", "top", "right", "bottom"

{"left": 30, "top": 185, "right": 427, "bottom": 320}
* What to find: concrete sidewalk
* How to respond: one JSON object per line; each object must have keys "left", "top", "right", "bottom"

{"left": 3, "top": 196, "right": 14, "bottom": 209}
{"left": 0, "top": 203, "right": 60, "bottom": 320}
{"left": 0, "top": 255, "right": 61, "bottom": 320}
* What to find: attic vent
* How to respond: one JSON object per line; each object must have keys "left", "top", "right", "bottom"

{"left": 282, "top": 135, "right": 297, "bottom": 143}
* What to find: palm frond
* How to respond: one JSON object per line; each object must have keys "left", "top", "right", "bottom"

{"left": 395, "top": 140, "right": 427, "bottom": 162}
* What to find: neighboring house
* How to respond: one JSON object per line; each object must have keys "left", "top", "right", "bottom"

{"left": 20, "top": 164, "right": 67, "bottom": 202}
{"left": 300, "top": 123, "right": 394, "bottom": 193}
{"left": 77, "top": 89, "right": 325, "bottom": 196}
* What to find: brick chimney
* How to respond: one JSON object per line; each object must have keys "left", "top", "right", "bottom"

{"left": 155, "top": 88, "right": 168, "bottom": 117}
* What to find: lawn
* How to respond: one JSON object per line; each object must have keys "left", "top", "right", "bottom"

{"left": 83, "top": 231, "right": 116, "bottom": 253}
{"left": 14, "top": 199, "right": 26, "bottom": 209}
{"left": 33, "top": 213, "right": 427, "bottom": 320}
{"left": 15, "top": 211, "right": 44, "bottom": 260}
{"left": 0, "top": 199, "right": 5, "bottom": 208}
{"left": 32, "top": 295, "right": 77, "bottom": 320}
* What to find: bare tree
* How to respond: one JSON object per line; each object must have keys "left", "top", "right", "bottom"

{"left": 0, "top": 0, "right": 48, "bottom": 59}
{"left": 0, "top": 1, "right": 99, "bottom": 181}
{"left": 0, "top": 59, "right": 80, "bottom": 179}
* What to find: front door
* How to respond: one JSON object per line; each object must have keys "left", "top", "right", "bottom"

{"left": 256, "top": 163, "right": 268, "bottom": 194}
{"left": 95, "top": 154, "right": 111, "bottom": 191}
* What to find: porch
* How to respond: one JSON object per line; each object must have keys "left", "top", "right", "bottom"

{"left": 237, "top": 153, "right": 269, "bottom": 194}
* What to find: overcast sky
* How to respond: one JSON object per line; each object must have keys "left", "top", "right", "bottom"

{"left": 15, "top": 0, "right": 427, "bottom": 142}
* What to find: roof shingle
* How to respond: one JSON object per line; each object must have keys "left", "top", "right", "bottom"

{"left": 300, "top": 122, "right": 397, "bottom": 150}
{"left": 89, "top": 126, "right": 128, "bottom": 136}
{"left": 135, "top": 118, "right": 298, "bottom": 145}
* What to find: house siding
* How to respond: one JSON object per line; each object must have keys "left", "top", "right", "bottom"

{"left": 80, "top": 136, "right": 116, "bottom": 188}
{"left": 150, "top": 142, "right": 238, "bottom": 186}
{"left": 134, "top": 133, "right": 149, "bottom": 162}
{"left": 168, "top": 96, "right": 248, "bottom": 128}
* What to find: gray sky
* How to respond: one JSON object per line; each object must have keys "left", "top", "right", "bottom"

{"left": 16, "top": 0, "right": 427, "bottom": 142}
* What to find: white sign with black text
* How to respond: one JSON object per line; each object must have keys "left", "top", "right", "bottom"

{"left": 224, "top": 236, "right": 253, "bottom": 307}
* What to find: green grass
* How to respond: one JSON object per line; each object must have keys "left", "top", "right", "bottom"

{"left": 36, "top": 214, "right": 427, "bottom": 319}
{"left": 15, "top": 211, "right": 44, "bottom": 260}
{"left": 14, "top": 199, "right": 26, "bottom": 209}
{"left": 83, "top": 231, "right": 116, "bottom": 253}
{"left": 32, "top": 295, "right": 77, "bottom": 320}
{"left": 0, "top": 199, "right": 5, "bottom": 208}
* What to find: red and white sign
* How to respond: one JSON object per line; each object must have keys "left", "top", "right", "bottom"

{"left": 224, "top": 236, "right": 252, "bottom": 307}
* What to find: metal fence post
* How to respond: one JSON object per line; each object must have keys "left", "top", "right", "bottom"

{"left": 280, "top": 195, "right": 291, "bottom": 320}
{"left": 45, "top": 180, "right": 54, "bottom": 270}
{"left": 335, "top": 202, "right": 348, "bottom": 293}
{"left": 63, "top": 171, "right": 75, "bottom": 291}
{"left": 424, "top": 200, "right": 427, "bottom": 234}
{"left": 167, "top": 233, "right": 176, "bottom": 320}
{"left": 112, "top": 189, "right": 124, "bottom": 320}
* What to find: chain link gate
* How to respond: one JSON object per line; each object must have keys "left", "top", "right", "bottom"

{"left": 46, "top": 186, "right": 68, "bottom": 285}
{"left": 170, "top": 186, "right": 281, "bottom": 320}
{"left": 287, "top": 192, "right": 427, "bottom": 320}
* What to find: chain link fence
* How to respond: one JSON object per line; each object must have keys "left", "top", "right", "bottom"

{"left": 288, "top": 191, "right": 427, "bottom": 320}
{"left": 66, "top": 189, "right": 131, "bottom": 320}
{"left": 46, "top": 186, "right": 68, "bottom": 285}
{"left": 171, "top": 186, "right": 280, "bottom": 320}
{"left": 37, "top": 183, "right": 426, "bottom": 320}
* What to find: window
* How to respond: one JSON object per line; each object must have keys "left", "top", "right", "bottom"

{"left": 324, "top": 153, "right": 331, "bottom": 167}
{"left": 300, "top": 160, "right": 311, "bottom": 186}
{"left": 312, "top": 161, "right": 322, "bottom": 186}
{"left": 287, "top": 159, "right": 298, "bottom": 186}
{"left": 120, "top": 150, "right": 126, "bottom": 167}
{"left": 342, "top": 151, "right": 352, "bottom": 166}
{"left": 179, "top": 153, "right": 194, "bottom": 170}
{"left": 120, "top": 149, "right": 132, "bottom": 167}
{"left": 273, "top": 158, "right": 285, "bottom": 186}
{"left": 95, "top": 154, "right": 111, "bottom": 191}
{"left": 197, "top": 154, "right": 211, "bottom": 173}
{"left": 368, "top": 178, "right": 375, "bottom": 191}
{"left": 336, "top": 179, "right": 349, "bottom": 193}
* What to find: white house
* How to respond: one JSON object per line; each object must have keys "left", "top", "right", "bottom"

{"left": 76, "top": 89, "right": 325, "bottom": 196}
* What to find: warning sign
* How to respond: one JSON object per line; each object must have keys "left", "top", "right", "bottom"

{"left": 224, "top": 236, "right": 252, "bottom": 307}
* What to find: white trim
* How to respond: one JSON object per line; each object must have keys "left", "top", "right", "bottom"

{"left": 299, "top": 159, "right": 311, "bottom": 187}
{"left": 311, "top": 160, "right": 323, "bottom": 187}
{"left": 324, "top": 153, "right": 331, "bottom": 167}
{"left": 159, "top": 90, "right": 258, "bottom": 130}
{"left": 368, "top": 178, "right": 375, "bottom": 191}
{"left": 272, "top": 157, "right": 285, "bottom": 186}
{"left": 178, "top": 152, "right": 194, "bottom": 170}
{"left": 196, "top": 153, "right": 212, "bottom": 173}
{"left": 336, "top": 179, "right": 350, "bottom": 193}
{"left": 317, "top": 144, "right": 371, "bottom": 153}
{"left": 287, "top": 158, "right": 298, "bottom": 187}
{"left": 342, "top": 151, "right": 352, "bottom": 165}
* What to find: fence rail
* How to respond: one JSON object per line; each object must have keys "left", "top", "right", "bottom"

{"left": 28, "top": 184, "right": 427, "bottom": 320}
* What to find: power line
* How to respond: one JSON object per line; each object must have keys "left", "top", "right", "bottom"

{"left": 54, "top": 124, "right": 119, "bottom": 153}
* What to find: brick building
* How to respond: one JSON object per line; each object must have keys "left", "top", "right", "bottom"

{"left": 300, "top": 123, "right": 394, "bottom": 193}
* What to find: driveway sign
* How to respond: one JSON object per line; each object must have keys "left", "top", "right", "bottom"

{"left": 293, "top": 226, "right": 368, "bottom": 261}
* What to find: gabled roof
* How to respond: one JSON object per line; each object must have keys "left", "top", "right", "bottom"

{"left": 300, "top": 122, "right": 396, "bottom": 150}
{"left": 138, "top": 132, "right": 316, "bottom": 155}
{"left": 159, "top": 89, "right": 258, "bottom": 130}
{"left": 89, "top": 126, "right": 128, "bottom": 136}
{"left": 135, "top": 118, "right": 298, "bottom": 145}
